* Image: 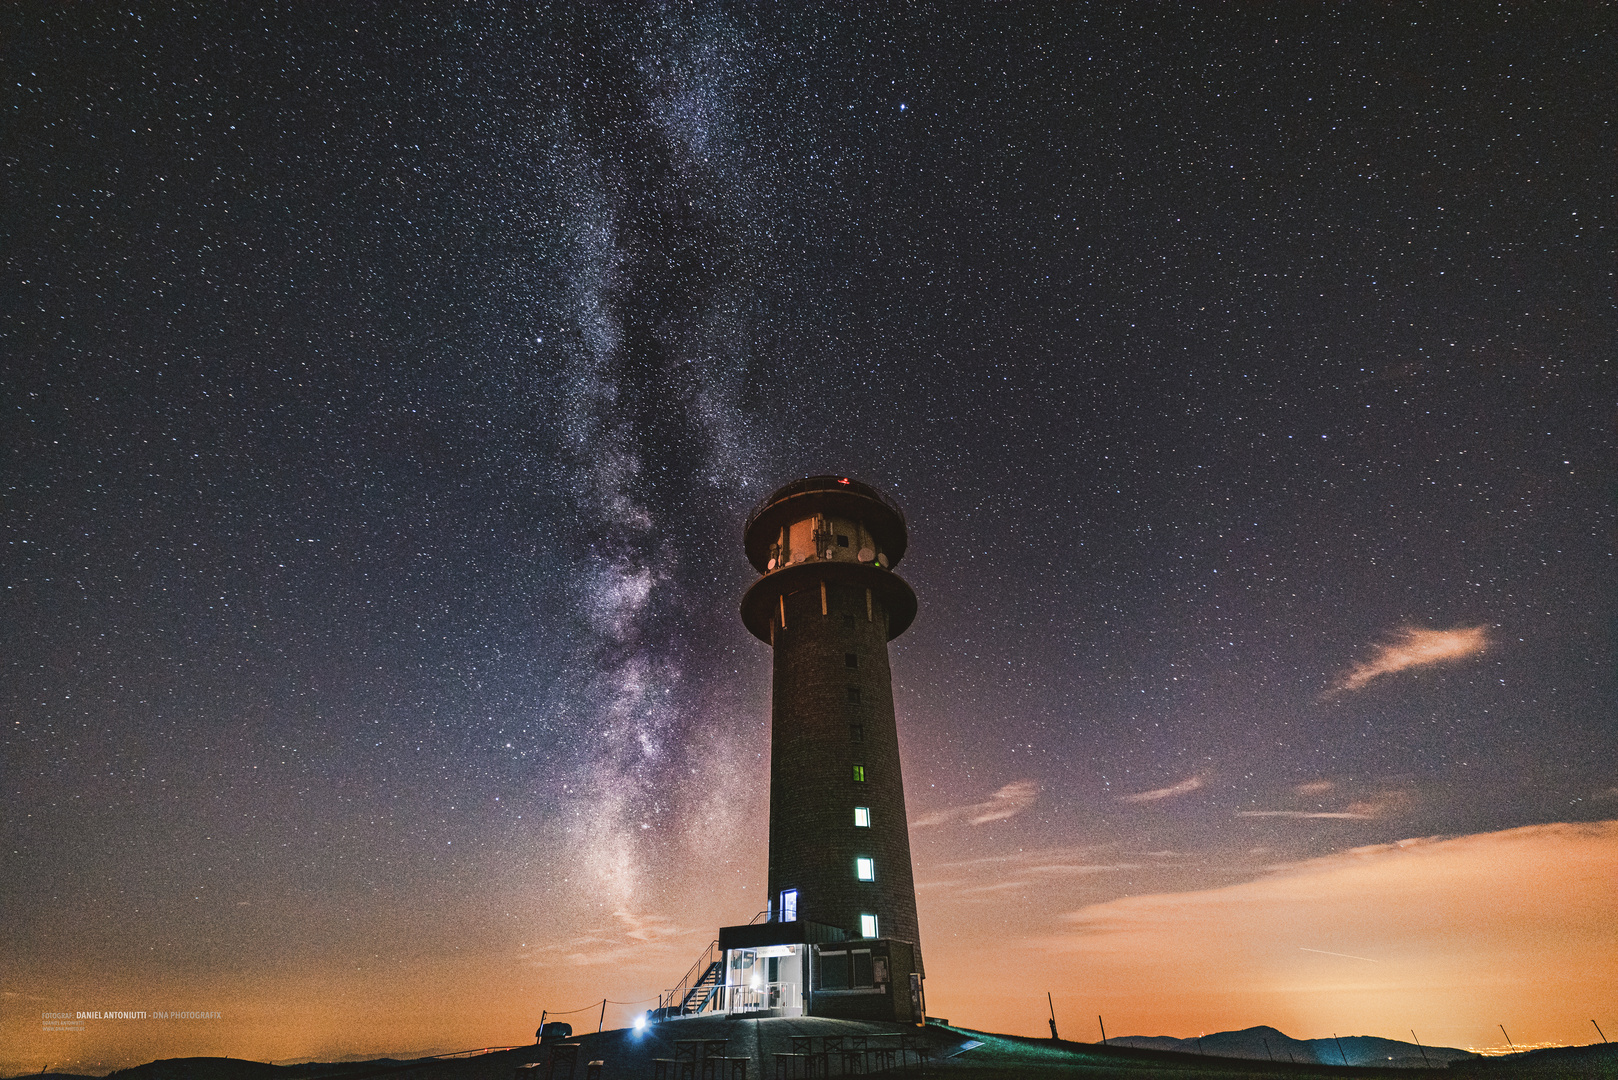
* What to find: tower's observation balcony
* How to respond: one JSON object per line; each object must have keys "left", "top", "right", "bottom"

{"left": 741, "top": 476, "right": 918, "bottom": 643}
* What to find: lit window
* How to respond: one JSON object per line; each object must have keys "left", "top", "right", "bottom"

{"left": 852, "top": 764, "right": 865, "bottom": 783}
{"left": 854, "top": 807, "right": 870, "bottom": 828}
{"left": 856, "top": 857, "right": 875, "bottom": 881}
{"left": 780, "top": 888, "right": 798, "bottom": 923}
{"left": 860, "top": 914, "right": 879, "bottom": 938}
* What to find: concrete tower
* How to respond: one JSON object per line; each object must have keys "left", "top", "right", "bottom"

{"left": 658, "top": 477, "right": 925, "bottom": 1022}
{"left": 729, "top": 475, "right": 924, "bottom": 1021}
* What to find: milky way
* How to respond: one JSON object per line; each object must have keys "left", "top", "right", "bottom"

{"left": 504, "top": 9, "right": 777, "bottom": 902}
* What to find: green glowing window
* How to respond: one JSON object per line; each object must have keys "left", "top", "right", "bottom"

{"left": 854, "top": 807, "right": 870, "bottom": 828}
{"left": 856, "top": 857, "right": 875, "bottom": 881}
{"left": 852, "top": 764, "right": 865, "bottom": 783}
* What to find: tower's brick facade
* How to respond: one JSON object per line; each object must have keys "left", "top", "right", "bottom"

{"left": 741, "top": 477, "right": 924, "bottom": 977}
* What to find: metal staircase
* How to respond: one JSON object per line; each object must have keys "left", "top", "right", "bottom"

{"left": 656, "top": 911, "right": 772, "bottom": 1019}
{"left": 658, "top": 941, "right": 722, "bottom": 1018}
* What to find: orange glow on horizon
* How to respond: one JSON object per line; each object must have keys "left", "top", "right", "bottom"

{"left": 919, "top": 821, "right": 1618, "bottom": 1052}
{"left": 6, "top": 822, "right": 1614, "bottom": 1072}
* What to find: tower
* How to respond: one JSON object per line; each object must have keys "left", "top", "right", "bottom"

{"left": 658, "top": 475, "right": 926, "bottom": 1024}
{"left": 740, "top": 476, "right": 922, "bottom": 957}
{"left": 733, "top": 475, "right": 924, "bottom": 1021}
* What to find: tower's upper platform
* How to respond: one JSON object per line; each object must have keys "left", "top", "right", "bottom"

{"left": 740, "top": 475, "right": 916, "bottom": 642}
{"left": 743, "top": 475, "right": 909, "bottom": 573}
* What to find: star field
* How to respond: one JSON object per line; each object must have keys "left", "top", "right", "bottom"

{"left": 2, "top": 4, "right": 1613, "bottom": 1068}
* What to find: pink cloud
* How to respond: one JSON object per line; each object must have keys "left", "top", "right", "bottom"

{"left": 913, "top": 779, "right": 1040, "bottom": 827}
{"left": 1122, "top": 777, "right": 1203, "bottom": 803}
{"left": 1333, "top": 625, "right": 1489, "bottom": 692}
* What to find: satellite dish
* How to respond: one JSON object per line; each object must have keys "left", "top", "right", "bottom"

{"left": 857, "top": 547, "right": 875, "bottom": 563}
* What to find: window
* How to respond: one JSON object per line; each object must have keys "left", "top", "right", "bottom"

{"left": 846, "top": 687, "right": 861, "bottom": 703}
{"left": 845, "top": 652, "right": 858, "bottom": 668}
{"left": 819, "top": 951, "right": 849, "bottom": 990}
{"left": 852, "top": 764, "right": 865, "bottom": 783}
{"left": 854, "top": 807, "right": 870, "bottom": 827}
{"left": 852, "top": 949, "right": 874, "bottom": 986}
{"left": 856, "top": 857, "right": 875, "bottom": 881}
{"left": 836, "top": 534, "right": 850, "bottom": 547}
{"left": 849, "top": 722, "right": 864, "bottom": 743}
{"left": 859, "top": 914, "right": 879, "bottom": 940}
{"left": 779, "top": 888, "right": 798, "bottom": 923}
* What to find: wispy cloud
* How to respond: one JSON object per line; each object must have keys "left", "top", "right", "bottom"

{"left": 1299, "top": 947, "right": 1378, "bottom": 962}
{"left": 913, "top": 780, "right": 1040, "bottom": 827}
{"left": 916, "top": 846, "right": 1152, "bottom": 903}
{"left": 1238, "top": 809, "right": 1376, "bottom": 820}
{"left": 528, "top": 909, "right": 699, "bottom": 968}
{"left": 1238, "top": 792, "right": 1410, "bottom": 822}
{"left": 1296, "top": 780, "right": 1335, "bottom": 795}
{"left": 1333, "top": 624, "right": 1489, "bottom": 692}
{"left": 1122, "top": 777, "right": 1203, "bottom": 803}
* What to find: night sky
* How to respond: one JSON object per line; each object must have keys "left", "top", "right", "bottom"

{"left": 4, "top": 4, "right": 1613, "bottom": 1071}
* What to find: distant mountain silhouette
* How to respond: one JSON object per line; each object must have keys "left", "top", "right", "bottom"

{"left": 1106, "top": 1025, "right": 1477, "bottom": 1067}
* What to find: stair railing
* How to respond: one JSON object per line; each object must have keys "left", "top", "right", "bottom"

{"left": 656, "top": 912, "right": 784, "bottom": 1017}
{"left": 661, "top": 939, "right": 719, "bottom": 1016}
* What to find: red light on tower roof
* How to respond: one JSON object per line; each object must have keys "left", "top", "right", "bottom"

{"left": 838, "top": 477, "right": 851, "bottom": 485}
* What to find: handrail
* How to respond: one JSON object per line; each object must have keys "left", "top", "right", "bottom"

{"left": 661, "top": 939, "right": 721, "bottom": 1015}
{"left": 714, "top": 982, "right": 800, "bottom": 1013}
{"left": 659, "top": 912, "right": 790, "bottom": 1016}
{"left": 677, "top": 941, "right": 719, "bottom": 993}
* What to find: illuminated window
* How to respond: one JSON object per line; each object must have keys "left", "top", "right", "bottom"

{"left": 854, "top": 807, "right": 870, "bottom": 827}
{"left": 860, "top": 914, "right": 878, "bottom": 939}
{"left": 780, "top": 888, "right": 798, "bottom": 923}
{"left": 856, "top": 857, "right": 875, "bottom": 881}
{"left": 845, "top": 652, "right": 858, "bottom": 668}
{"left": 852, "top": 764, "right": 865, "bottom": 783}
